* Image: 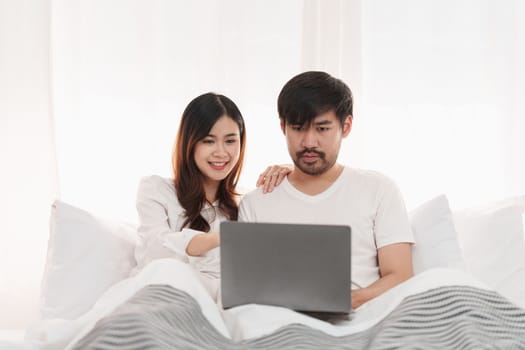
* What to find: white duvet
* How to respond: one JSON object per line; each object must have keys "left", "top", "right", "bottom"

{"left": 21, "top": 259, "right": 490, "bottom": 350}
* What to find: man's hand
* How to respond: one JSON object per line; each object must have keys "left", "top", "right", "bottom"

{"left": 351, "top": 288, "right": 371, "bottom": 310}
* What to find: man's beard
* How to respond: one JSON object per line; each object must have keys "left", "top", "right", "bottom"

{"left": 293, "top": 148, "right": 332, "bottom": 175}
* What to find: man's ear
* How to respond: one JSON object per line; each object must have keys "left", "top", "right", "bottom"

{"left": 342, "top": 115, "right": 352, "bottom": 137}
{"left": 280, "top": 119, "right": 286, "bottom": 134}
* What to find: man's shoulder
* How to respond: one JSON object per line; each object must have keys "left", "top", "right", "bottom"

{"left": 239, "top": 186, "right": 280, "bottom": 221}
{"left": 241, "top": 186, "right": 272, "bottom": 202}
{"left": 239, "top": 183, "right": 291, "bottom": 209}
{"left": 345, "top": 167, "right": 395, "bottom": 185}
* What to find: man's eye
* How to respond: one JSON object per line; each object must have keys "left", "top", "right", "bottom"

{"left": 318, "top": 127, "right": 330, "bottom": 132}
{"left": 292, "top": 126, "right": 303, "bottom": 131}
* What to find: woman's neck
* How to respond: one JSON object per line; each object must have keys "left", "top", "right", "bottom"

{"left": 203, "top": 180, "right": 219, "bottom": 203}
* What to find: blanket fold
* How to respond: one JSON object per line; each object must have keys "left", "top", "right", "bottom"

{"left": 71, "top": 284, "right": 525, "bottom": 350}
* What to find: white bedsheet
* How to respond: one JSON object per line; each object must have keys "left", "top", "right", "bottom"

{"left": 0, "top": 330, "right": 38, "bottom": 350}
{"left": 24, "top": 259, "right": 491, "bottom": 350}
{"left": 223, "top": 267, "right": 489, "bottom": 341}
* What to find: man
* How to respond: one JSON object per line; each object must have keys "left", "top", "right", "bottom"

{"left": 239, "top": 71, "right": 414, "bottom": 309}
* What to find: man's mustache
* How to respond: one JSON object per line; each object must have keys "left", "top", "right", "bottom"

{"left": 296, "top": 148, "right": 326, "bottom": 159}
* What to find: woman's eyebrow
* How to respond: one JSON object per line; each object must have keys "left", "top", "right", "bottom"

{"left": 206, "top": 132, "right": 239, "bottom": 137}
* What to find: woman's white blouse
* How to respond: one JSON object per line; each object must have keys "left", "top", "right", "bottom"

{"left": 134, "top": 175, "right": 224, "bottom": 277}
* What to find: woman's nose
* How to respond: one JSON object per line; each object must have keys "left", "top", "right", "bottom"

{"left": 213, "top": 142, "right": 227, "bottom": 156}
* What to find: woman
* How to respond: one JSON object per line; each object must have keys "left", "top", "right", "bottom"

{"left": 135, "top": 92, "right": 289, "bottom": 300}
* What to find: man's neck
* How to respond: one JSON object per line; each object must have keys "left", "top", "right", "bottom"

{"left": 287, "top": 163, "right": 344, "bottom": 196}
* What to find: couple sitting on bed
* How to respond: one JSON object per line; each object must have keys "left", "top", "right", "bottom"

{"left": 134, "top": 71, "right": 414, "bottom": 310}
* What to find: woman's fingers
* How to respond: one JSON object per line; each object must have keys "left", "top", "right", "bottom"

{"left": 274, "top": 171, "right": 287, "bottom": 186}
{"left": 256, "top": 166, "right": 273, "bottom": 187}
{"left": 263, "top": 172, "right": 279, "bottom": 194}
{"left": 256, "top": 165, "right": 293, "bottom": 193}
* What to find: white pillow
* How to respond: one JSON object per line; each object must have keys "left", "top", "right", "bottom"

{"left": 40, "top": 200, "right": 138, "bottom": 319}
{"left": 453, "top": 196, "right": 525, "bottom": 307}
{"left": 409, "top": 195, "right": 466, "bottom": 274}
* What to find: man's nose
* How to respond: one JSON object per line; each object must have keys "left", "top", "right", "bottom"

{"left": 301, "top": 127, "right": 318, "bottom": 148}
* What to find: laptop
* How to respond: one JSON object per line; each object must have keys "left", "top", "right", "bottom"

{"left": 220, "top": 221, "right": 352, "bottom": 315}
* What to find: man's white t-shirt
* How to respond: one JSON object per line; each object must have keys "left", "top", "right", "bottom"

{"left": 238, "top": 167, "right": 415, "bottom": 289}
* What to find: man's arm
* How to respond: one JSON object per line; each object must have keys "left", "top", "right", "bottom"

{"left": 351, "top": 242, "right": 413, "bottom": 309}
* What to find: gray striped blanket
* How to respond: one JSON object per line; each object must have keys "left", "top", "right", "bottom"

{"left": 72, "top": 284, "right": 525, "bottom": 349}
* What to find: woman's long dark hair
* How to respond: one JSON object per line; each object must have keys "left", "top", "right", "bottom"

{"left": 172, "top": 93, "right": 246, "bottom": 232}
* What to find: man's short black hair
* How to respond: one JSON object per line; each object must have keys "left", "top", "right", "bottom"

{"left": 277, "top": 71, "right": 353, "bottom": 126}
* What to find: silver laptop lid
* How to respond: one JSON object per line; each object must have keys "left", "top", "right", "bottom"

{"left": 220, "top": 221, "right": 351, "bottom": 314}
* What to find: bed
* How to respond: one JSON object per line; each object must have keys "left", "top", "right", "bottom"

{"left": 3, "top": 194, "right": 525, "bottom": 349}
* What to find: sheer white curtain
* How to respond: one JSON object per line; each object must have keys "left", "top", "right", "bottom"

{"left": 302, "top": 0, "right": 525, "bottom": 209}
{"left": 2, "top": 0, "right": 524, "bottom": 329}
{"left": 356, "top": 0, "right": 525, "bottom": 209}
{"left": 50, "top": 0, "right": 365, "bottom": 222}
{"left": 0, "top": 0, "right": 57, "bottom": 328}
{"left": 51, "top": 0, "right": 305, "bottom": 222}
{"left": 50, "top": 0, "right": 525, "bottom": 221}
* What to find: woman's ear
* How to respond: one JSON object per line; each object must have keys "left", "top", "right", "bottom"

{"left": 342, "top": 115, "right": 352, "bottom": 137}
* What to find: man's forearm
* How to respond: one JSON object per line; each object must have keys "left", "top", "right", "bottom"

{"left": 351, "top": 271, "right": 413, "bottom": 309}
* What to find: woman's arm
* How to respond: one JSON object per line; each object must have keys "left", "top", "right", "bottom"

{"left": 186, "top": 232, "right": 220, "bottom": 256}
{"left": 136, "top": 176, "right": 202, "bottom": 267}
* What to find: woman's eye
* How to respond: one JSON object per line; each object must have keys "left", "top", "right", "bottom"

{"left": 202, "top": 139, "right": 214, "bottom": 144}
{"left": 226, "top": 139, "right": 238, "bottom": 144}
